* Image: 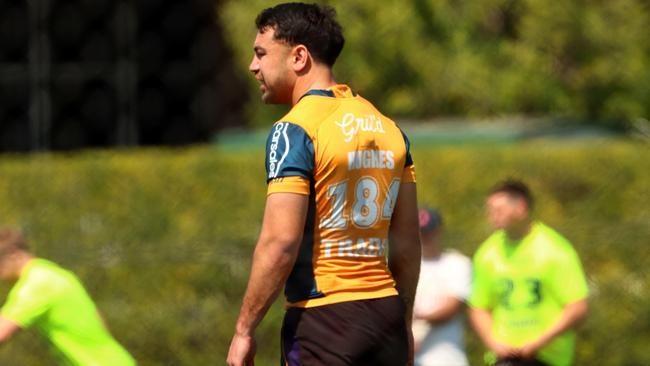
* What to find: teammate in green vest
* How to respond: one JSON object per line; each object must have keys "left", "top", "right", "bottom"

{"left": 469, "top": 180, "right": 589, "bottom": 366}
{"left": 0, "top": 228, "right": 136, "bottom": 366}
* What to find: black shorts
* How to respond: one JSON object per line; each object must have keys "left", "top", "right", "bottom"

{"left": 281, "top": 296, "right": 409, "bottom": 366}
{"left": 494, "top": 357, "right": 549, "bottom": 366}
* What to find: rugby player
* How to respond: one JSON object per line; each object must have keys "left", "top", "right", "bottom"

{"left": 227, "top": 3, "right": 421, "bottom": 365}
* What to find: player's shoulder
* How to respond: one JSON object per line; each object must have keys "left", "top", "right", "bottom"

{"left": 28, "top": 259, "right": 80, "bottom": 288}
{"left": 474, "top": 231, "right": 505, "bottom": 260}
{"left": 531, "top": 222, "right": 576, "bottom": 251}
{"left": 278, "top": 95, "right": 342, "bottom": 134}
{"left": 282, "top": 89, "right": 402, "bottom": 134}
{"left": 25, "top": 258, "right": 62, "bottom": 278}
{"left": 353, "top": 94, "right": 403, "bottom": 131}
{"left": 12, "top": 259, "right": 70, "bottom": 298}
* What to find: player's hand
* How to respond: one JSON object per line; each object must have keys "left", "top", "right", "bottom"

{"left": 489, "top": 340, "right": 520, "bottom": 359}
{"left": 519, "top": 340, "right": 543, "bottom": 359}
{"left": 227, "top": 333, "right": 256, "bottom": 366}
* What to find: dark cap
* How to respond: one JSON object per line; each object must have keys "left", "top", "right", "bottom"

{"left": 418, "top": 207, "right": 443, "bottom": 232}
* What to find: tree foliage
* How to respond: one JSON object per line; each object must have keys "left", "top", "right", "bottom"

{"left": 220, "top": 0, "right": 650, "bottom": 128}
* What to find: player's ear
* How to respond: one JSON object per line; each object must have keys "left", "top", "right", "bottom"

{"left": 291, "top": 45, "right": 310, "bottom": 72}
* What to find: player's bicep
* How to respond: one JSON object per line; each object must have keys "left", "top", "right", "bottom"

{"left": 259, "top": 192, "right": 310, "bottom": 250}
{"left": 389, "top": 182, "right": 419, "bottom": 237}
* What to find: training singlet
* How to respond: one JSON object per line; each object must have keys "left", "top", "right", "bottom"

{"left": 1, "top": 259, "right": 136, "bottom": 366}
{"left": 264, "top": 84, "right": 416, "bottom": 308}
{"left": 470, "top": 222, "right": 589, "bottom": 366}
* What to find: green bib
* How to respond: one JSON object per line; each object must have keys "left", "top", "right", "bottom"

{"left": 470, "top": 223, "right": 588, "bottom": 366}
{"left": 1, "top": 259, "right": 136, "bottom": 366}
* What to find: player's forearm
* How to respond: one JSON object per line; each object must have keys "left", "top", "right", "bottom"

{"left": 418, "top": 296, "right": 464, "bottom": 324}
{"left": 387, "top": 182, "right": 421, "bottom": 321}
{"left": 234, "top": 238, "right": 299, "bottom": 336}
{"left": 529, "top": 298, "right": 589, "bottom": 349}
{"left": 469, "top": 307, "right": 497, "bottom": 348}
{"left": 388, "top": 227, "right": 421, "bottom": 321}
{"left": 389, "top": 260, "right": 419, "bottom": 323}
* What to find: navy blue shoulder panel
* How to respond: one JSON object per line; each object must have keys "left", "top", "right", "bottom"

{"left": 265, "top": 122, "right": 315, "bottom": 182}
{"left": 400, "top": 128, "right": 414, "bottom": 167}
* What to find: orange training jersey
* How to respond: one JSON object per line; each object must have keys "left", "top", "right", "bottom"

{"left": 264, "top": 84, "right": 416, "bottom": 308}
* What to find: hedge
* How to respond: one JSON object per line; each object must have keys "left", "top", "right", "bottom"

{"left": 0, "top": 138, "right": 647, "bottom": 365}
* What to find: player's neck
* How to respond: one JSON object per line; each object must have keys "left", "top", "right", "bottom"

{"left": 291, "top": 66, "right": 337, "bottom": 105}
{"left": 505, "top": 220, "right": 532, "bottom": 241}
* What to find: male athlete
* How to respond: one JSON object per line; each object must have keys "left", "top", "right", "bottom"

{"left": 0, "top": 228, "right": 136, "bottom": 365}
{"left": 227, "top": 3, "right": 421, "bottom": 366}
{"left": 469, "top": 180, "right": 589, "bottom": 366}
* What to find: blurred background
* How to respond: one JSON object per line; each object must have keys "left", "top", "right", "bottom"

{"left": 0, "top": 0, "right": 648, "bottom": 365}
{"left": 0, "top": 0, "right": 248, "bottom": 151}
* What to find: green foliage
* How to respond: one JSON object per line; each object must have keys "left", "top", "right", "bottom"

{"left": 219, "top": 0, "right": 650, "bottom": 128}
{"left": 0, "top": 140, "right": 648, "bottom": 365}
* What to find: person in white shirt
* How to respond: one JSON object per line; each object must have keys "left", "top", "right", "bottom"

{"left": 413, "top": 207, "right": 472, "bottom": 366}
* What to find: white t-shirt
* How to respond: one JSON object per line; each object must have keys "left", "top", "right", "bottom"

{"left": 413, "top": 250, "right": 472, "bottom": 366}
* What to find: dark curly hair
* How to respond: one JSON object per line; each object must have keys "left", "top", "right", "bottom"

{"left": 255, "top": 2, "right": 345, "bottom": 67}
